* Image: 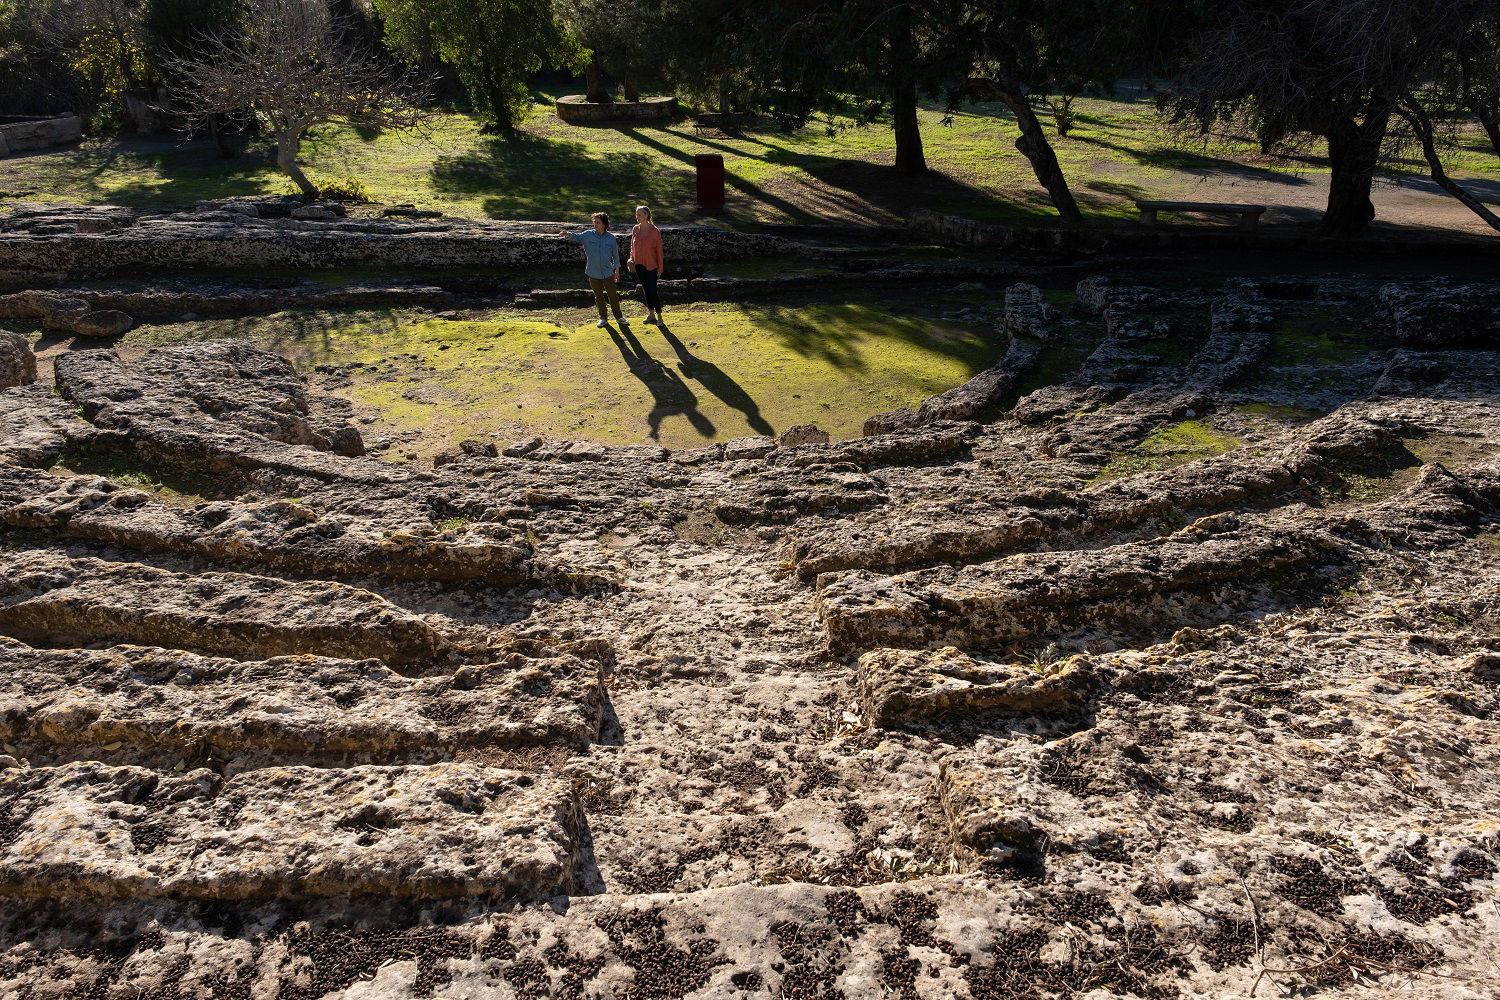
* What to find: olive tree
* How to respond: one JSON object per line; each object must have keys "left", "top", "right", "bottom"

{"left": 165, "top": 0, "right": 430, "bottom": 199}
{"left": 1164, "top": 0, "right": 1470, "bottom": 236}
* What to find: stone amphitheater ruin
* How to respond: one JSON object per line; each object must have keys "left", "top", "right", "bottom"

{"left": 0, "top": 201, "right": 1497, "bottom": 998}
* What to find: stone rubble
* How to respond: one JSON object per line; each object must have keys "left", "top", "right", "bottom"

{"left": 0, "top": 254, "right": 1497, "bottom": 999}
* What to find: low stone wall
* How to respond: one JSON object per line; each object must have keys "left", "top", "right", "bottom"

{"left": 555, "top": 96, "right": 677, "bottom": 124}
{"left": 0, "top": 115, "right": 83, "bottom": 157}
{"left": 907, "top": 206, "right": 1500, "bottom": 257}
{"left": 0, "top": 204, "right": 811, "bottom": 275}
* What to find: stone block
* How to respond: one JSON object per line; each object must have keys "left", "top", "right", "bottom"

{"left": 0, "top": 761, "right": 583, "bottom": 900}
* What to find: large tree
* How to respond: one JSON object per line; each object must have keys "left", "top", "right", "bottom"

{"left": 958, "top": 0, "right": 1175, "bottom": 225}
{"left": 373, "top": 0, "right": 585, "bottom": 132}
{"left": 553, "top": 0, "right": 658, "bottom": 103}
{"left": 1390, "top": 2, "right": 1500, "bottom": 232}
{"left": 166, "top": 0, "right": 430, "bottom": 199}
{"left": 1165, "top": 0, "right": 1472, "bottom": 236}
{"left": 730, "top": 0, "right": 956, "bottom": 175}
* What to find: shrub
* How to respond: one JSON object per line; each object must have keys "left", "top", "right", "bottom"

{"left": 315, "top": 174, "right": 373, "bottom": 202}
{"left": 281, "top": 173, "right": 373, "bottom": 202}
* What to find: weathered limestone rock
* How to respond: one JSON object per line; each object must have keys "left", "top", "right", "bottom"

{"left": 792, "top": 406, "right": 1401, "bottom": 578}
{"left": 776, "top": 424, "right": 829, "bottom": 447}
{"left": 54, "top": 342, "right": 385, "bottom": 482}
{"left": 0, "top": 638, "right": 604, "bottom": 754}
{"left": 0, "top": 467, "right": 558, "bottom": 584}
{"left": 69, "top": 309, "right": 134, "bottom": 338}
{"left": 775, "top": 422, "right": 976, "bottom": 469}
{"left": 290, "top": 204, "right": 342, "bottom": 221}
{"left": 858, "top": 646, "right": 1094, "bottom": 727}
{"left": 721, "top": 435, "right": 777, "bottom": 461}
{"left": 1378, "top": 282, "right": 1500, "bottom": 347}
{"left": 0, "top": 330, "right": 35, "bottom": 388}
{"left": 864, "top": 337, "right": 1041, "bottom": 435}
{"left": 817, "top": 513, "right": 1337, "bottom": 653}
{"left": 0, "top": 116, "right": 82, "bottom": 155}
{"left": 712, "top": 469, "right": 885, "bottom": 524}
{"left": 0, "top": 290, "right": 134, "bottom": 338}
{"left": 0, "top": 207, "right": 812, "bottom": 276}
{"left": 1002, "top": 283, "right": 1058, "bottom": 340}
{"left": 0, "top": 383, "right": 79, "bottom": 466}
{"left": 818, "top": 455, "right": 1500, "bottom": 655}
{"left": 0, "top": 761, "right": 582, "bottom": 900}
{"left": 0, "top": 552, "right": 456, "bottom": 667}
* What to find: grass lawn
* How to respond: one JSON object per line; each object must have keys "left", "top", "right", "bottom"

{"left": 116, "top": 297, "right": 1004, "bottom": 455}
{"left": 4, "top": 83, "right": 1495, "bottom": 227}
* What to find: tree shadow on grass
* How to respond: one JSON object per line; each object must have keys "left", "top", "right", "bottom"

{"left": 429, "top": 133, "right": 689, "bottom": 219}
{"left": 3, "top": 137, "right": 273, "bottom": 209}
{"left": 737, "top": 302, "right": 996, "bottom": 377}
{"left": 1070, "top": 133, "right": 1314, "bottom": 185}
{"left": 617, "top": 127, "right": 819, "bottom": 223}
{"left": 750, "top": 136, "right": 1028, "bottom": 222}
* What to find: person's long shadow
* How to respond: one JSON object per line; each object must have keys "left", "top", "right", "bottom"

{"left": 606, "top": 324, "right": 716, "bottom": 441}
{"left": 656, "top": 322, "right": 775, "bottom": 437}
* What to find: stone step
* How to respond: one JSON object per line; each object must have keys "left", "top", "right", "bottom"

{"left": 0, "top": 464, "right": 545, "bottom": 586}
{"left": 0, "top": 638, "right": 604, "bottom": 755}
{"left": 53, "top": 343, "right": 394, "bottom": 485}
{"left": 0, "top": 552, "right": 457, "bottom": 667}
{"left": 789, "top": 409, "right": 1400, "bottom": 577}
{"left": 857, "top": 646, "right": 1095, "bottom": 728}
{"left": 817, "top": 461, "right": 1498, "bottom": 655}
{"left": 816, "top": 513, "right": 1337, "bottom": 654}
{"left": 0, "top": 761, "right": 582, "bottom": 901}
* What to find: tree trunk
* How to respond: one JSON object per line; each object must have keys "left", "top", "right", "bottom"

{"left": 718, "top": 76, "right": 731, "bottom": 115}
{"left": 623, "top": 76, "right": 639, "bottom": 103}
{"left": 485, "top": 74, "right": 515, "bottom": 133}
{"left": 209, "top": 114, "right": 236, "bottom": 159}
{"left": 889, "top": 10, "right": 926, "bottom": 175}
{"left": 1472, "top": 107, "right": 1500, "bottom": 158}
{"left": 1320, "top": 108, "right": 1389, "bottom": 236}
{"left": 585, "top": 56, "right": 610, "bottom": 104}
{"left": 988, "top": 77, "right": 1083, "bottom": 224}
{"left": 277, "top": 128, "right": 317, "bottom": 201}
{"left": 892, "top": 77, "right": 927, "bottom": 174}
{"left": 1398, "top": 96, "right": 1500, "bottom": 233}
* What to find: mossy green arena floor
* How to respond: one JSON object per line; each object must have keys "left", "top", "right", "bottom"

{"left": 137, "top": 301, "right": 1003, "bottom": 454}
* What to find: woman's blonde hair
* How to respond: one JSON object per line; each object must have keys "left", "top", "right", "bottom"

{"left": 635, "top": 205, "right": 652, "bottom": 221}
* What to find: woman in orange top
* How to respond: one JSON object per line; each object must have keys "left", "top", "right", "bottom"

{"left": 628, "top": 205, "right": 666, "bottom": 325}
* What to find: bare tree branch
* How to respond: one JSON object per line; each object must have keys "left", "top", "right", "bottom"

{"left": 164, "top": 0, "right": 433, "bottom": 200}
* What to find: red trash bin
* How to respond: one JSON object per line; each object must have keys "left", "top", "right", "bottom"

{"left": 695, "top": 154, "right": 725, "bottom": 209}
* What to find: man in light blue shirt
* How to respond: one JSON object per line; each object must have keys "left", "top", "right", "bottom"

{"left": 558, "top": 212, "right": 628, "bottom": 328}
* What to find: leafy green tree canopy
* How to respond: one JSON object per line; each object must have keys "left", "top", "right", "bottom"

{"left": 374, "top": 0, "right": 586, "bottom": 131}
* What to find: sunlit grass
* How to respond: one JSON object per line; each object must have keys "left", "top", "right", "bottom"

{"left": 5, "top": 84, "right": 1491, "bottom": 226}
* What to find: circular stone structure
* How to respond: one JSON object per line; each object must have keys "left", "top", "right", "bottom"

{"left": 555, "top": 95, "right": 678, "bottom": 124}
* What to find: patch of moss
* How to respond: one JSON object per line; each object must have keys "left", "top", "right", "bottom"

{"left": 294, "top": 301, "right": 1000, "bottom": 454}
{"left": 1321, "top": 471, "right": 1407, "bottom": 504}
{"left": 1403, "top": 432, "right": 1490, "bottom": 469}
{"left": 1266, "top": 306, "right": 1371, "bottom": 368}
{"left": 1088, "top": 418, "right": 1243, "bottom": 484}
{"left": 1042, "top": 288, "right": 1075, "bottom": 309}
{"left": 1234, "top": 402, "right": 1327, "bottom": 424}
{"left": 52, "top": 451, "right": 215, "bottom": 506}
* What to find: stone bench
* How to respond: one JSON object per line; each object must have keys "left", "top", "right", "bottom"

{"left": 1135, "top": 200, "right": 1266, "bottom": 231}
{"left": 0, "top": 115, "right": 82, "bottom": 157}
